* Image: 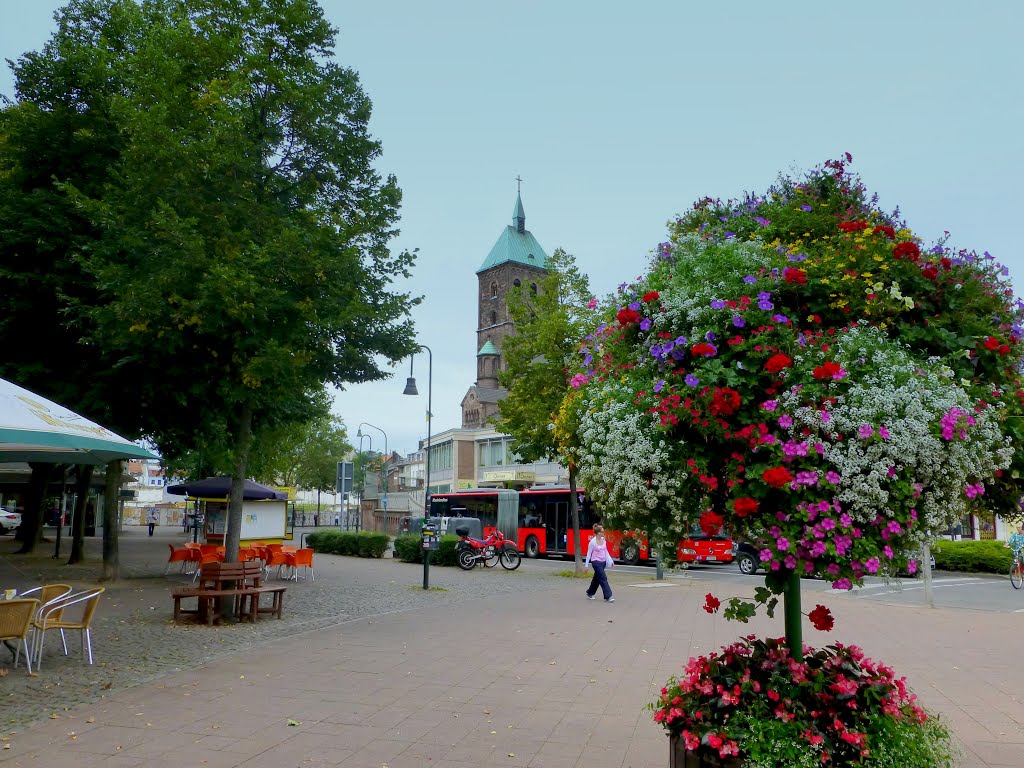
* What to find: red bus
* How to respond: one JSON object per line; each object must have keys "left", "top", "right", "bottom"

{"left": 430, "top": 486, "right": 734, "bottom": 566}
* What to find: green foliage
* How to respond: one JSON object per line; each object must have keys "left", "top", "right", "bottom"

{"left": 392, "top": 533, "right": 461, "bottom": 566}
{"left": 306, "top": 530, "right": 388, "bottom": 558}
{"left": 932, "top": 539, "right": 1013, "bottom": 574}
{"left": 496, "top": 247, "right": 593, "bottom": 464}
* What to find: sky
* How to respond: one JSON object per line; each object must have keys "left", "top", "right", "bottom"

{"left": 2, "top": 1, "right": 1023, "bottom": 457}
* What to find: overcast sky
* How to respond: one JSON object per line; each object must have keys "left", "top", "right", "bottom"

{"left": 3, "top": 1, "right": 1022, "bottom": 456}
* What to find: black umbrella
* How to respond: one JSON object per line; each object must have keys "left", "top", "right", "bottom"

{"left": 166, "top": 476, "right": 286, "bottom": 500}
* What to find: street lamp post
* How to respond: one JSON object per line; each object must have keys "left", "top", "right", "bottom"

{"left": 357, "top": 422, "right": 389, "bottom": 514}
{"left": 356, "top": 432, "right": 371, "bottom": 531}
{"left": 402, "top": 346, "right": 432, "bottom": 590}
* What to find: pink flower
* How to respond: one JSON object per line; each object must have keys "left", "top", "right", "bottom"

{"left": 858, "top": 424, "right": 873, "bottom": 439}
{"left": 586, "top": 297, "right": 598, "bottom": 309}
{"left": 879, "top": 425, "right": 891, "bottom": 439}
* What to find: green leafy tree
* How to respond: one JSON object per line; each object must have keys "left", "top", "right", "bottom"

{"left": 495, "top": 248, "right": 592, "bottom": 572}
{"left": 12, "top": 0, "right": 419, "bottom": 562}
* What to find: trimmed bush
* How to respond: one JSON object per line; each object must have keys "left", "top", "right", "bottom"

{"left": 392, "top": 533, "right": 461, "bottom": 566}
{"left": 932, "top": 539, "right": 1012, "bottom": 574}
{"left": 306, "top": 530, "right": 389, "bottom": 558}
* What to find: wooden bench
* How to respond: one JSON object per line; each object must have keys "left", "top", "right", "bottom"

{"left": 172, "top": 561, "right": 285, "bottom": 625}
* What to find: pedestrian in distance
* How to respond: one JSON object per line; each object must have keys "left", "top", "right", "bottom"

{"left": 584, "top": 522, "right": 614, "bottom": 602}
{"left": 146, "top": 508, "right": 158, "bottom": 537}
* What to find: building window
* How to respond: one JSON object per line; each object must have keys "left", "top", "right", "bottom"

{"left": 530, "top": 282, "right": 538, "bottom": 294}
{"left": 490, "top": 310, "right": 497, "bottom": 324}
{"left": 513, "top": 279, "right": 521, "bottom": 288}
{"left": 429, "top": 441, "right": 452, "bottom": 472}
{"left": 490, "top": 282, "right": 498, "bottom": 297}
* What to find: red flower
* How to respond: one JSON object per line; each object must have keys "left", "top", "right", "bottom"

{"left": 783, "top": 268, "right": 807, "bottom": 285}
{"left": 709, "top": 387, "right": 741, "bottom": 416}
{"left": 616, "top": 308, "right": 640, "bottom": 326}
{"left": 703, "top": 593, "right": 721, "bottom": 614}
{"left": 893, "top": 241, "right": 921, "bottom": 261}
{"left": 733, "top": 497, "right": 758, "bottom": 517}
{"left": 809, "top": 605, "right": 834, "bottom": 631}
{"left": 873, "top": 225, "right": 896, "bottom": 239}
{"left": 921, "top": 264, "right": 939, "bottom": 281}
{"left": 699, "top": 510, "right": 724, "bottom": 536}
{"left": 983, "top": 335, "right": 1000, "bottom": 350}
{"left": 765, "top": 353, "right": 793, "bottom": 374}
{"left": 762, "top": 466, "right": 793, "bottom": 488}
{"left": 838, "top": 220, "right": 869, "bottom": 233}
{"left": 642, "top": 291, "right": 660, "bottom": 302}
{"left": 812, "top": 360, "right": 843, "bottom": 380}
{"left": 691, "top": 342, "right": 717, "bottom": 357}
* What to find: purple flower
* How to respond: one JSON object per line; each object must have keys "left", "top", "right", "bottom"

{"left": 685, "top": 374, "right": 699, "bottom": 387}
{"left": 758, "top": 300, "right": 774, "bottom": 311}
{"left": 772, "top": 314, "right": 789, "bottom": 324}
{"left": 800, "top": 204, "right": 812, "bottom": 212}
{"left": 732, "top": 315, "right": 745, "bottom": 328}
{"left": 639, "top": 318, "right": 652, "bottom": 331}
{"left": 788, "top": 252, "right": 808, "bottom": 262}
{"left": 754, "top": 216, "right": 771, "bottom": 227}
{"left": 676, "top": 335, "right": 688, "bottom": 346}
{"left": 743, "top": 275, "right": 757, "bottom": 284}
{"left": 724, "top": 231, "right": 735, "bottom": 239}
{"left": 705, "top": 332, "right": 716, "bottom": 342}
{"left": 654, "top": 380, "right": 665, "bottom": 393}
{"left": 628, "top": 302, "right": 641, "bottom": 311}
{"left": 757, "top": 291, "right": 771, "bottom": 301}
{"left": 887, "top": 465, "right": 897, "bottom": 478}
{"left": 710, "top": 299, "right": 726, "bottom": 309}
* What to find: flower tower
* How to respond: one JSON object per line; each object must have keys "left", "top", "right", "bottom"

{"left": 571, "top": 156, "right": 1023, "bottom": 765}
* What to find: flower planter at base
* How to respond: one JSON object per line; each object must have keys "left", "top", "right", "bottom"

{"left": 669, "top": 734, "right": 742, "bottom": 768}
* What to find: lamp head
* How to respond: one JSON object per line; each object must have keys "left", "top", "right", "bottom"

{"left": 403, "top": 377, "right": 419, "bottom": 396}
{"left": 356, "top": 427, "right": 362, "bottom": 438}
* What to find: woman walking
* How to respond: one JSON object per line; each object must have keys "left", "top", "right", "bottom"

{"left": 584, "top": 523, "right": 614, "bottom": 602}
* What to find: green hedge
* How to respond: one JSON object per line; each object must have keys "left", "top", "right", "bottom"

{"left": 392, "top": 533, "right": 461, "bottom": 566}
{"left": 305, "top": 530, "right": 389, "bottom": 558}
{"left": 932, "top": 539, "right": 1013, "bottom": 574}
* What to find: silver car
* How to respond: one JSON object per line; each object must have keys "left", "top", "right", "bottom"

{"left": 0, "top": 508, "right": 22, "bottom": 534}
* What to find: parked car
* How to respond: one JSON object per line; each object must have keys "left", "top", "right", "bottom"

{"left": 735, "top": 541, "right": 761, "bottom": 575}
{"left": 0, "top": 508, "right": 22, "bottom": 534}
{"left": 676, "top": 533, "right": 734, "bottom": 564}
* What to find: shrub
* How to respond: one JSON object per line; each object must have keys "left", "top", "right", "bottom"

{"left": 306, "top": 530, "right": 388, "bottom": 558}
{"left": 392, "top": 533, "right": 461, "bottom": 566}
{"left": 932, "top": 539, "right": 1012, "bottom": 574}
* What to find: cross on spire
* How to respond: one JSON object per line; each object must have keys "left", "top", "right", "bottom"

{"left": 515, "top": 175, "right": 522, "bottom": 194}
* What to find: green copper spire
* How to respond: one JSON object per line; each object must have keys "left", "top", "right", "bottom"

{"left": 477, "top": 187, "right": 549, "bottom": 273}
{"left": 477, "top": 340, "right": 499, "bottom": 356}
{"left": 513, "top": 192, "right": 525, "bottom": 233}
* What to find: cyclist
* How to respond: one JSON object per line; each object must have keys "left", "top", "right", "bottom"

{"left": 1007, "top": 523, "right": 1024, "bottom": 556}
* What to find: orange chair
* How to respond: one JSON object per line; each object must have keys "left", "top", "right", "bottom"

{"left": 192, "top": 549, "right": 224, "bottom": 582}
{"left": 238, "top": 547, "right": 258, "bottom": 563}
{"left": 164, "top": 544, "right": 199, "bottom": 575}
{"left": 263, "top": 548, "right": 290, "bottom": 580}
{"left": 285, "top": 548, "right": 315, "bottom": 582}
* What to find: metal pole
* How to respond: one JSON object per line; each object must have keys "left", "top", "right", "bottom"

{"left": 783, "top": 571, "right": 803, "bottom": 662}
{"left": 423, "top": 346, "right": 432, "bottom": 590}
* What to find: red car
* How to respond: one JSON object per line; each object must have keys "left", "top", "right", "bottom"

{"left": 676, "top": 533, "right": 734, "bottom": 564}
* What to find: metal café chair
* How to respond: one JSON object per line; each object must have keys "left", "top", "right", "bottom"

{"left": 32, "top": 587, "right": 105, "bottom": 670}
{"left": 0, "top": 598, "right": 40, "bottom": 674}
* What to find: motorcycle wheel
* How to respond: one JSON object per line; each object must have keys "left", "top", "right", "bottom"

{"left": 499, "top": 548, "right": 522, "bottom": 571}
{"left": 483, "top": 549, "right": 499, "bottom": 568}
{"left": 457, "top": 548, "right": 476, "bottom": 570}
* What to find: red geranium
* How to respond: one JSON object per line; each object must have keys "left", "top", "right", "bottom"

{"left": 733, "top": 497, "right": 758, "bottom": 517}
{"left": 873, "top": 225, "right": 896, "bottom": 239}
{"left": 762, "top": 466, "right": 793, "bottom": 488}
{"left": 983, "top": 335, "right": 1000, "bottom": 350}
{"left": 812, "top": 360, "right": 843, "bottom": 380}
{"left": 710, "top": 387, "right": 741, "bottom": 416}
{"left": 921, "top": 264, "right": 939, "bottom": 281}
{"left": 765, "top": 353, "right": 793, "bottom": 374}
{"left": 616, "top": 308, "right": 640, "bottom": 326}
{"left": 783, "top": 268, "right": 807, "bottom": 285}
{"left": 642, "top": 291, "right": 660, "bottom": 302}
{"left": 808, "top": 605, "right": 834, "bottom": 632}
{"left": 691, "top": 342, "right": 717, "bottom": 357}
{"left": 699, "top": 510, "right": 724, "bottom": 536}
{"left": 703, "top": 593, "right": 721, "bottom": 614}
{"left": 893, "top": 241, "right": 921, "bottom": 261}
{"left": 838, "top": 220, "right": 869, "bottom": 233}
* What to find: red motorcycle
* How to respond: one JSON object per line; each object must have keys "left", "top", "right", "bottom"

{"left": 455, "top": 528, "right": 522, "bottom": 571}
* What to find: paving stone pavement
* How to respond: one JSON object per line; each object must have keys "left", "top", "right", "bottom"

{"left": 1, "top": 529, "right": 1021, "bottom": 767}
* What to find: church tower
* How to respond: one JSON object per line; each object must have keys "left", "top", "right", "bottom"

{"left": 461, "top": 189, "right": 549, "bottom": 428}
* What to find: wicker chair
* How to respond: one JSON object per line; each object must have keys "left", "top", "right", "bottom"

{"left": 0, "top": 598, "right": 40, "bottom": 674}
{"left": 24, "top": 584, "right": 73, "bottom": 655}
{"left": 32, "top": 587, "right": 105, "bottom": 670}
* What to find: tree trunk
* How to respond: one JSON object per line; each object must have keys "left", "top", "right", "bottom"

{"left": 225, "top": 403, "right": 255, "bottom": 564}
{"left": 67, "top": 465, "right": 93, "bottom": 565}
{"left": 568, "top": 464, "right": 583, "bottom": 575}
{"left": 221, "top": 405, "right": 254, "bottom": 620}
{"left": 100, "top": 460, "right": 121, "bottom": 581}
{"left": 15, "top": 462, "right": 54, "bottom": 554}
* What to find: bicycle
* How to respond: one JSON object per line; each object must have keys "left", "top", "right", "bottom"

{"left": 1011, "top": 547, "right": 1024, "bottom": 589}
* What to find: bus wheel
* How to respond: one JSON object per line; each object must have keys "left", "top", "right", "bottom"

{"left": 524, "top": 536, "right": 540, "bottom": 558}
{"left": 620, "top": 539, "right": 640, "bottom": 566}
